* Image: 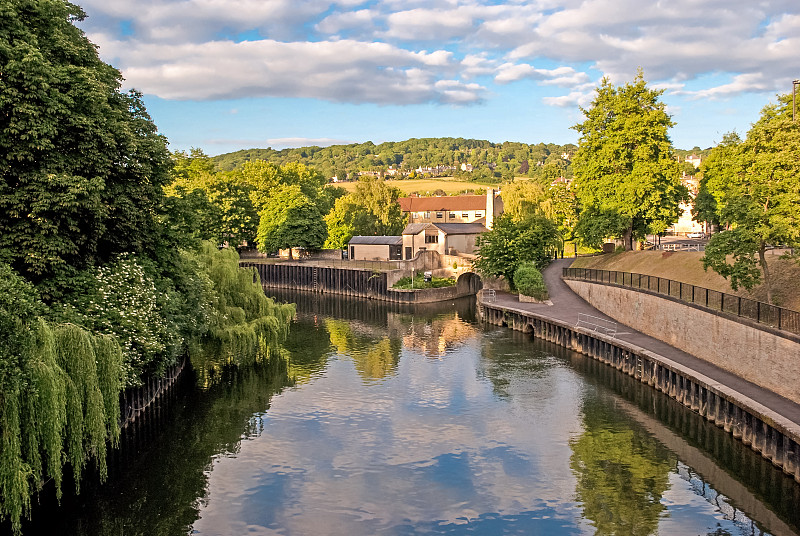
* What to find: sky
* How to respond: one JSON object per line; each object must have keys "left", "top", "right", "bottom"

{"left": 75, "top": 0, "right": 800, "bottom": 156}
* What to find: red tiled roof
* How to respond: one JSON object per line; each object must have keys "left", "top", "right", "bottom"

{"left": 398, "top": 195, "right": 487, "bottom": 212}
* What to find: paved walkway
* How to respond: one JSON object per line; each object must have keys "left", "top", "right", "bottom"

{"left": 483, "top": 258, "right": 800, "bottom": 428}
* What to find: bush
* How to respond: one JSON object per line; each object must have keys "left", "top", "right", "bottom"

{"left": 513, "top": 263, "right": 548, "bottom": 301}
{"left": 392, "top": 272, "right": 456, "bottom": 289}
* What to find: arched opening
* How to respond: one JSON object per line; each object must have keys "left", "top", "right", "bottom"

{"left": 456, "top": 272, "right": 483, "bottom": 295}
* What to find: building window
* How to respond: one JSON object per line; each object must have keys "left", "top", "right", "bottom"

{"left": 475, "top": 211, "right": 483, "bottom": 218}
{"left": 425, "top": 234, "right": 438, "bottom": 243}
{"left": 449, "top": 212, "right": 456, "bottom": 219}
{"left": 424, "top": 211, "right": 431, "bottom": 219}
{"left": 436, "top": 212, "right": 443, "bottom": 219}
{"left": 462, "top": 212, "right": 469, "bottom": 218}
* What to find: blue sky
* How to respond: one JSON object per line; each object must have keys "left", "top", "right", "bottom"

{"left": 76, "top": 0, "right": 800, "bottom": 155}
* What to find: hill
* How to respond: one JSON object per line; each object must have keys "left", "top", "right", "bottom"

{"left": 569, "top": 251, "right": 800, "bottom": 311}
{"left": 211, "top": 137, "right": 577, "bottom": 184}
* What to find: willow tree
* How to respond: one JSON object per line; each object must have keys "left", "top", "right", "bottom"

{"left": 572, "top": 71, "right": 685, "bottom": 250}
{"left": 701, "top": 94, "right": 800, "bottom": 304}
{"left": 0, "top": 264, "right": 124, "bottom": 534}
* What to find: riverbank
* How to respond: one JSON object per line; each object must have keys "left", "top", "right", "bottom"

{"left": 479, "top": 258, "right": 800, "bottom": 484}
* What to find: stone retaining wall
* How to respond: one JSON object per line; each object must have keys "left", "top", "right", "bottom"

{"left": 565, "top": 280, "right": 800, "bottom": 406}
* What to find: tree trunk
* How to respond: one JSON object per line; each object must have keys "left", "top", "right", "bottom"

{"left": 287, "top": 247, "right": 293, "bottom": 260}
{"left": 758, "top": 241, "right": 772, "bottom": 304}
{"left": 622, "top": 223, "right": 634, "bottom": 251}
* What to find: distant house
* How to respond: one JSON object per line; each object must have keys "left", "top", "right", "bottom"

{"left": 348, "top": 236, "right": 403, "bottom": 261}
{"left": 686, "top": 154, "right": 702, "bottom": 168}
{"left": 401, "top": 222, "right": 488, "bottom": 259}
{"left": 397, "top": 188, "right": 503, "bottom": 229}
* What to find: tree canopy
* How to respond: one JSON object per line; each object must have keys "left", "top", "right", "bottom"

{"left": 572, "top": 71, "right": 685, "bottom": 250}
{"left": 700, "top": 94, "right": 800, "bottom": 303}
{"left": 0, "top": 0, "right": 171, "bottom": 295}
{"left": 257, "top": 185, "right": 327, "bottom": 256}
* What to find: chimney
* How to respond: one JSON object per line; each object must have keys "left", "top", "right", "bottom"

{"left": 486, "top": 187, "right": 494, "bottom": 229}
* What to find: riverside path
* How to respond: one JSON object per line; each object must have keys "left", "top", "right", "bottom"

{"left": 482, "top": 258, "right": 800, "bottom": 435}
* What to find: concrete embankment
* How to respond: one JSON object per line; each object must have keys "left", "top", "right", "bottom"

{"left": 564, "top": 278, "right": 800, "bottom": 406}
{"left": 479, "top": 259, "right": 800, "bottom": 484}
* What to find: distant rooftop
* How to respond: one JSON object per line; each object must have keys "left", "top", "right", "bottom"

{"left": 398, "top": 195, "right": 488, "bottom": 212}
{"left": 348, "top": 235, "right": 403, "bottom": 246}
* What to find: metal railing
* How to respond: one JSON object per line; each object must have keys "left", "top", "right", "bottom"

{"left": 655, "top": 243, "right": 706, "bottom": 252}
{"left": 563, "top": 267, "right": 800, "bottom": 336}
{"left": 576, "top": 312, "right": 617, "bottom": 337}
{"left": 242, "top": 257, "right": 403, "bottom": 272}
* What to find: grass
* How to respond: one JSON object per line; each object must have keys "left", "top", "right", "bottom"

{"left": 570, "top": 250, "right": 800, "bottom": 310}
{"left": 334, "top": 177, "right": 496, "bottom": 195}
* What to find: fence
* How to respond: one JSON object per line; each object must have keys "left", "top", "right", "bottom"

{"left": 562, "top": 267, "right": 800, "bottom": 336}
{"left": 655, "top": 243, "right": 706, "bottom": 252}
{"left": 575, "top": 312, "right": 618, "bottom": 337}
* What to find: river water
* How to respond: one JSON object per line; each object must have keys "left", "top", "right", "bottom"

{"left": 26, "top": 292, "right": 800, "bottom": 535}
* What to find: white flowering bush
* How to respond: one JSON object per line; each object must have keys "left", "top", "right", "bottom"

{"left": 79, "top": 254, "right": 176, "bottom": 385}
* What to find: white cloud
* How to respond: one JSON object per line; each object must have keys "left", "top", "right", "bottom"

{"left": 79, "top": 0, "right": 800, "bottom": 109}
{"left": 94, "top": 36, "right": 485, "bottom": 104}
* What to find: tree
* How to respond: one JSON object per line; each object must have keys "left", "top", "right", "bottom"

{"left": 701, "top": 95, "right": 800, "bottom": 303}
{"left": 692, "top": 132, "right": 741, "bottom": 231}
{"left": 572, "top": 71, "right": 685, "bottom": 250}
{"left": 349, "top": 177, "right": 407, "bottom": 235}
{"left": 323, "top": 196, "right": 379, "bottom": 249}
{"left": 0, "top": 0, "right": 171, "bottom": 297}
{"left": 473, "top": 214, "right": 560, "bottom": 284}
{"left": 257, "top": 185, "right": 327, "bottom": 257}
{"left": 0, "top": 0, "right": 170, "bottom": 297}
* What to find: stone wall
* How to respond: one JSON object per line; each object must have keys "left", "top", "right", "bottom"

{"left": 565, "top": 280, "right": 800, "bottom": 405}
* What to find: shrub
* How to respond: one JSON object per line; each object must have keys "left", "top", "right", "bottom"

{"left": 513, "top": 263, "right": 548, "bottom": 301}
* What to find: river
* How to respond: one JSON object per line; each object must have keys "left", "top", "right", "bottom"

{"left": 25, "top": 292, "right": 800, "bottom": 535}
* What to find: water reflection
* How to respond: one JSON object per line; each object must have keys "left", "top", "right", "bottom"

{"left": 570, "top": 397, "right": 672, "bottom": 534}
{"left": 23, "top": 291, "right": 800, "bottom": 536}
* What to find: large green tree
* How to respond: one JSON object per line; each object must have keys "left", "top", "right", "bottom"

{"left": 572, "top": 71, "right": 685, "bottom": 250}
{"left": 0, "top": 0, "right": 171, "bottom": 295}
{"left": 701, "top": 94, "right": 800, "bottom": 303}
{"left": 322, "top": 178, "right": 407, "bottom": 248}
{"left": 323, "top": 196, "right": 380, "bottom": 249}
{"left": 350, "top": 177, "right": 407, "bottom": 235}
{"left": 257, "top": 185, "right": 327, "bottom": 257}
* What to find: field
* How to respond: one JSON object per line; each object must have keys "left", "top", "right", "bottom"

{"left": 333, "top": 177, "right": 496, "bottom": 195}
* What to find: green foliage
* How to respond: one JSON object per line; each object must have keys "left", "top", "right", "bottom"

{"left": 188, "top": 243, "right": 296, "bottom": 386}
{"left": 474, "top": 214, "right": 560, "bottom": 283}
{"left": 55, "top": 254, "right": 184, "bottom": 386}
{"left": 0, "top": 265, "right": 123, "bottom": 533}
{"left": 700, "top": 95, "right": 800, "bottom": 303}
{"left": 257, "top": 185, "right": 327, "bottom": 255}
{"left": 572, "top": 71, "right": 686, "bottom": 250}
{"left": 350, "top": 177, "right": 407, "bottom": 235}
{"left": 500, "top": 181, "right": 548, "bottom": 221}
{"left": 324, "top": 196, "right": 379, "bottom": 249}
{"left": 513, "top": 263, "right": 548, "bottom": 300}
{"left": 211, "top": 138, "right": 578, "bottom": 184}
{"left": 392, "top": 273, "right": 455, "bottom": 289}
{"left": 323, "top": 178, "right": 407, "bottom": 248}
{"left": 570, "top": 403, "right": 671, "bottom": 535}
{"left": 0, "top": 1, "right": 171, "bottom": 291}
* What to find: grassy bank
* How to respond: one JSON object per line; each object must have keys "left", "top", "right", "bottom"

{"left": 570, "top": 251, "right": 800, "bottom": 311}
